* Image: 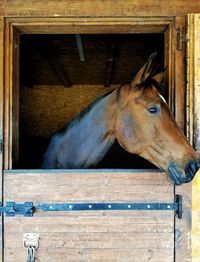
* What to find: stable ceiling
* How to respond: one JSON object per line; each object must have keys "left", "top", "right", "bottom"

{"left": 19, "top": 34, "right": 164, "bottom": 88}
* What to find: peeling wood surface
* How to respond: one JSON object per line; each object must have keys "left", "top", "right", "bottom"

{"left": 4, "top": 170, "right": 175, "bottom": 261}
{"left": 0, "top": 1, "right": 200, "bottom": 17}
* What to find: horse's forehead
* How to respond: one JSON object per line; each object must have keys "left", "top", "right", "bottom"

{"left": 135, "top": 87, "right": 162, "bottom": 104}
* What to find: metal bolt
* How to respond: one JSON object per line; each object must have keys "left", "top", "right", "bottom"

{"left": 89, "top": 205, "right": 92, "bottom": 209}
{"left": 108, "top": 205, "right": 112, "bottom": 208}
{"left": 147, "top": 205, "right": 151, "bottom": 209}
{"left": 69, "top": 205, "right": 72, "bottom": 209}
{"left": 167, "top": 205, "right": 171, "bottom": 209}
{"left": 128, "top": 205, "right": 131, "bottom": 208}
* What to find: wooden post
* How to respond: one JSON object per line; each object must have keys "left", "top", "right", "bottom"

{"left": 0, "top": 16, "right": 4, "bottom": 262}
{"left": 174, "top": 16, "right": 192, "bottom": 262}
{"left": 187, "top": 13, "right": 200, "bottom": 262}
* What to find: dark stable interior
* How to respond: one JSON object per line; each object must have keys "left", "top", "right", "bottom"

{"left": 18, "top": 34, "right": 164, "bottom": 169}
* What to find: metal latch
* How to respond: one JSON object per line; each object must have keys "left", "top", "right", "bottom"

{"left": 176, "top": 27, "right": 187, "bottom": 50}
{"left": 23, "top": 233, "right": 40, "bottom": 262}
{"left": 0, "top": 202, "right": 34, "bottom": 216}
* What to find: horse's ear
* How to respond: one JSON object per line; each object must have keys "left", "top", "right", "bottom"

{"left": 152, "top": 71, "right": 164, "bottom": 84}
{"left": 131, "top": 52, "right": 157, "bottom": 87}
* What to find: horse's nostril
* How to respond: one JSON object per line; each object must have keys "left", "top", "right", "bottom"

{"left": 185, "top": 160, "right": 199, "bottom": 176}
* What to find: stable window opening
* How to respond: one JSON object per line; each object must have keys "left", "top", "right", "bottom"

{"left": 18, "top": 34, "right": 164, "bottom": 169}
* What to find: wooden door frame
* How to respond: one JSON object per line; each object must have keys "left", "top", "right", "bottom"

{"left": 0, "top": 16, "right": 4, "bottom": 262}
{"left": 3, "top": 16, "right": 180, "bottom": 169}
{"left": 1, "top": 16, "right": 190, "bottom": 261}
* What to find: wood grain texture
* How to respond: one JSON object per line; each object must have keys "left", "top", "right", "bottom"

{"left": 4, "top": 170, "right": 175, "bottom": 262}
{"left": 0, "top": 16, "right": 4, "bottom": 262}
{"left": 12, "top": 27, "right": 19, "bottom": 167}
{"left": 187, "top": 14, "right": 200, "bottom": 262}
{"left": 174, "top": 16, "right": 186, "bottom": 132}
{"left": 6, "top": 17, "right": 170, "bottom": 35}
{"left": 4, "top": 18, "right": 12, "bottom": 169}
{"left": 0, "top": 0, "right": 200, "bottom": 17}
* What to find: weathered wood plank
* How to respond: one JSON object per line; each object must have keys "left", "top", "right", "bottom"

{"left": 174, "top": 16, "right": 186, "bottom": 132}
{"left": 5, "top": 219, "right": 174, "bottom": 233}
{"left": 4, "top": 171, "right": 174, "bottom": 203}
{"left": 0, "top": 16, "right": 4, "bottom": 262}
{"left": 4, "top": 171, "right": 174, "bottom": 261}
{"left": 0, "top": 0, "right": 200, "bottom": 17}
{"left": 4, "top": 170, "right": 169, "bottom": 185}
{"left": 5, "top": 232, "right": 174, "bottom": 249}
{"left": 4, "top": 18, "right": 12, "bottom": 169}
{"left": 190, "top": 12, "right": 200, "bottom": 256}
{"left": 6, "top": 17, "right": 170, "bottom": 35}
{"left": 5, "top": 248, "right": 174, "bottom": 262}
{"left": 187, "top": 15, "right": 200, "bottom": 262}
{"left": 12, "top": 26, "right": 20, "bottom": 167}
{"left": 171, "top": 16, "right": 193, "bottom": 262}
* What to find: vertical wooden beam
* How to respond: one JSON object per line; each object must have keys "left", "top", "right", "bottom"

{"left": 187, "top": 13, "right": 200, "bottom": 262}
{"left": 174, "top": 16, "right": 192, "bottom": 262}
{"left": 39, "top": 41, "right": 72, "bottom": 87}
{"left": 186, "top": 14, "right": 195, "bottom": 147}
{"left": 104, "top": 41, "right": 117, "bottom": 87}
{"left": 3, "top": 19, "right": 20, "bottom": 170}
{"left": 174, "top": 17, "right": 186, "bottom": 132}
{"left": 164, "top": 20, "right": 174, "bottom": 112}
{"left": 0, "top": 15, "right": 4, "bottom": 262}
{"left": 12, "top": 27, "right": 20, "bottom": 168}
{"left": 4, "top": 18, "right": 12, "bottom": 169}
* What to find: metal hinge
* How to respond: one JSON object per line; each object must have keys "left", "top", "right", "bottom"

{"left": 0, "top": 139, "right": 2, "bottom": 152}
{"left": 0, "top": 202, "right": 33, "bottom": 217}
{"left": 176, "top": 27, "right": 187, "bottom": 50}
{"left": 0, "top": 195, "right": 183, "bottom": 219}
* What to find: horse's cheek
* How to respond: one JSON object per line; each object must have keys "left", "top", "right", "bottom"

{"left": 116, "top": 113, "right": 137, "bottom": 151}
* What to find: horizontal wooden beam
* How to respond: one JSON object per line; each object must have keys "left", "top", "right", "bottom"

{"left": 1, "top": 1, "right": 200, "bottom": 17}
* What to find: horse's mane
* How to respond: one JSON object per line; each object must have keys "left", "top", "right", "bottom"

{"left": 136, "top": 78, "right": 163, "bottom": 92}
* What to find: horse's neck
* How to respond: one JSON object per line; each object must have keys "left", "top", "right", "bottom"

{"left": 56, "top": 91, "right": 117, "bottom": 168}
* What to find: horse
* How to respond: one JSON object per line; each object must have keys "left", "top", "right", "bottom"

{"left": 42, "top": 52, "right": 200, "bottom": 185}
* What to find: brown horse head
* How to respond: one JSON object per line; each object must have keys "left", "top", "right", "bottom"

{"left": 116, "top": 53, "right": 200, "bottom": 185}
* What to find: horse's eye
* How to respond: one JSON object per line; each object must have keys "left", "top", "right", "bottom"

{"left": 147, "top": 106, "right": 160, "bottom": 115}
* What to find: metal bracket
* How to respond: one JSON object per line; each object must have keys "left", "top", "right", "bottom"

{"left": 0, "top": 195, "right": 182, "bottom": 218}
{"left": 176, "top": 27, "right": 187, "bottom": 50}
{"left": 176, "top": 194, "right": 182, "bottom": 219}
{"left": 0, "top": 202, "right": 34, "bottom": 217}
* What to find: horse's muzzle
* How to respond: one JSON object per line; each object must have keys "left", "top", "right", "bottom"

{"left": 168, "top": 160, "right": 200, "bottom": 185}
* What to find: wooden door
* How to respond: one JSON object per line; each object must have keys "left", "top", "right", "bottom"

{"left": 4, "top": 170, "right": 175, "bottom": 262}
{"left": 1, "top": 16, "right": 189, "bottom": 261}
